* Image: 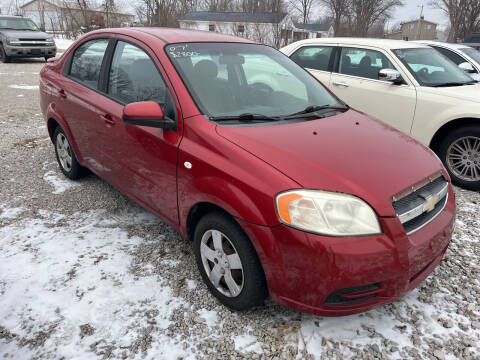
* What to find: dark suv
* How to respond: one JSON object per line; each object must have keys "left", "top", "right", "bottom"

{"left": 0, "top": 15, "right": 56, "bottom": 62}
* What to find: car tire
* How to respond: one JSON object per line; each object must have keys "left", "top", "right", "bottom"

{"left": 53, "top": 126, "right": 88, "bottom": 180}
{"left": 437, "top": 125, "right": 480, "bottom": 191}
{"left": 0, "top": 44, "right": 11, "bottom": 63}
{"left": 193, "top": 212, "right": 268, "bottom": 311}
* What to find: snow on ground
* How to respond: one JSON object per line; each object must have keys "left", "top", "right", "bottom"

{"left": 8, "top": 85, "right": 39, "bottom": 90}
{"left": 43, "top": 170, "right": 80, "bottom": 194}
{"left": 54, "top": 38, "right": 75, "bottom": 52}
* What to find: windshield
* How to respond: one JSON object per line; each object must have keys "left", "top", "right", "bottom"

{"left": 166, "top": 42, "right": 340, "bottom": 119}
{"left": 393, "top": 48, "right": 473, "bottom": 86}
{"left": 459, "top": 47, "right": 480, "bottom": 65}
{"left": 0, "top": 18, "right": 39, "bottom": 31}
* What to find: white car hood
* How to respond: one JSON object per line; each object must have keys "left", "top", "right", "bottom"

{"left": 421, "top": 83, "right": 480, "bottom": 103}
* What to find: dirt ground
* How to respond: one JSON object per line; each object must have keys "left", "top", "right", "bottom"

{"left": 0, "top": 60, "right": 479, "bottom": 360}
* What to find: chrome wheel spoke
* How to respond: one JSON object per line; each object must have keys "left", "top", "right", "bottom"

{"left": 200, "top": 242, "right": 216, "bottom": 262}
{"left": 447, "top": 136, "right": 480, "bottom": 181}
{"left": 227, "top": 253, "right": 242, "bottom": 270}
{"left": 209, "top": 264, "right": 222, "bottom": 287}
{"left": 224, "top": 271, "right": 241, "bottom": 296}
{"left": 212, "top": 230, "right": 223, "bottom": 251}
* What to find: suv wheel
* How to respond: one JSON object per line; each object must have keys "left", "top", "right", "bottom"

{"left": 438, "top": 125, "right": 480, "bottom": 191}
{"left": 53, "top": 126, "right": 88, "bottom": 179}
{"left": 193, "top": 212, "right": 267, "bottom": 311}
{"left": 0, "top": 44, "right": 11, "bottom": 63}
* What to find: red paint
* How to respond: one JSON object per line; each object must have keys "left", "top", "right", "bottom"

{"left": 40, "top": 28, "right": 455, "bottom": 316}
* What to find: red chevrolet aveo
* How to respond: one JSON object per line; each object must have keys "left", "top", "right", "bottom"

{"left": 40, "top": 28, "right": 456, "bottom": 316}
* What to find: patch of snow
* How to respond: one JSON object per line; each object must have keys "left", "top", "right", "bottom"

{"left": 17, "top": 94, "right": 24, "bottom": 97}
{"left": 54, "top": 38, "right": 74, "bottom": 52}
{"left": 0, "top": 206, "right": 24, "bottom": 219}
{"left": 234, "top": 334, "right": 263, "bottom": 354}
{"left": 8, "top": 84, "right": 39, "bottom": 90}
{"left": 43, "top": 170, "right": 80, "bottom": 194}
{"left": 186, "top": 279, "right": 197, "bottom": 290}
{"left": 197, "top": 309, "right": 218, "bottom": 328}
{"left": 0, "top": 209, "right": 191, "bottom": 360}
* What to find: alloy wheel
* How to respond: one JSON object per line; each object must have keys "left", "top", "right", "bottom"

{"left": 200, "top": 229, "right": 244, "bottom": 297}
{"left": 56, "top": 133, "right": 73, "bottom": 172}
{"left": 446, "top": 136, "right": 480, "bottom": 182}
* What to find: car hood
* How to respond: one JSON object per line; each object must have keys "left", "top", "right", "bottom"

{"left": 1, "top": 29, "right": 53, "bottom": 39}
{"left": 421, "top": 83, "right": 480, "bottom": 102}
{"left": 216, "top": 110, "right": 444, "bottom": 217}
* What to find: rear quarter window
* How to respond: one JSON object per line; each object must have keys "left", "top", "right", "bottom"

{"left": 69, "top": 39, "right": 109, "bottom": 89}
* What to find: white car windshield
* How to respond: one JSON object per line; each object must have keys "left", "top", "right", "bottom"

{"left": 166, "top": 42, "right": 342, "bottom": 120}
{"left": 393, "top": 48, "right": 475, "bottom": 87}
{"left": 460, "top": 47, "right": 480, "bottom": 65}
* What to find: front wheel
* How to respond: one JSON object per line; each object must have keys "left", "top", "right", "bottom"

{"left": 193, "top": 212, "right": 267, "bottom": 311}
{"left": 0, "top": 45, "right": 10, "bottom": 63}
{"left": 437, "top": 126, "right": 480, "bottom": 191}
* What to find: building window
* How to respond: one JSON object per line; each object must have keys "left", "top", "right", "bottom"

{"left": 237, "top": 24, "right": 244, "bottom": 33}
{"left": 209, "top": 24, "right": 215, "bottom": 32}
{"left": 402, "top": 36, "right": 409, "bottom": 41}
{"left": 426, "top": 24, "right": 432, "bottom": 30}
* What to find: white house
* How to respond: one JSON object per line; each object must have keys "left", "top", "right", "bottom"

{"left": 179, "top": 11, "right": 332, "bottom": 48}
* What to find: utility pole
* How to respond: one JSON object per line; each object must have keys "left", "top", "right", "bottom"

{"left": 416, "top": 4, "right": 424, "bottom": 40}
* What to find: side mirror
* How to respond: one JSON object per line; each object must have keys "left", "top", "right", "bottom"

{"left": 458, "top": 62, "right": 476, "bottom": 73}
{"left": 378, "top": 68, "right": 402, "bottom": 84}
{"left": 122, "top": 101, "right": 176, "bottom": 131}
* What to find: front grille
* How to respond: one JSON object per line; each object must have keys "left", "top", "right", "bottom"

{"left": 324, "top": 283, "right": 381, "bottom": 305}
{"left": 18, "top": 38, "right": 47, "bottom": 41}
{"left": 392, "top": 175, "right": 448, "bottom": 235}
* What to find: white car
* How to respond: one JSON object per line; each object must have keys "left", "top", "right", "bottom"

{"left": 414, "top": 40, "right": 480, "bottom": 81}
{"left": 281, "top": 38, "right": 480, "bottom": 190}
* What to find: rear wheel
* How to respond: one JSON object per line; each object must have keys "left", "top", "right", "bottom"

{"left": 193, "top": 212, "right": 267, "bottom": 311}
{"left": 0, "top": 44, "right": 11, "bottom": 63}
{"left": 437, "top": 126, "right": 480, "bottom": 191}
{"left": 53, "top": 126, "right": 88, "bottom": 180}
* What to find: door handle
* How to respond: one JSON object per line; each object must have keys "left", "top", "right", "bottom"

{"left": 101, "top": 114, "right": 115, "bottom": 126}
{"left": 332, "top": 82, "right": 349, "bottom": 87}
{"left": 58, "top": 89, "right": 67, "bottom": 98}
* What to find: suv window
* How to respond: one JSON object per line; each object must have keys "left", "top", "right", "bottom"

{"left": 432, "top": 46, "right": 466, "bottom": 65}
{"left": 108, "top": 41, "right": 175, "bottom": 117}
{"left": 290, "top": 46, "right": 333, "bottom": 71}
{"left": 339, "top": 47, "right": 396, "bottom": 80}
{"left": 69, "top": 39, "right": 109, "bottom": 89}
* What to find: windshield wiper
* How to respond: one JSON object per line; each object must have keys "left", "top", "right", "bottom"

{"left": 210, "top": 113, "right": 282, "bottom": 122}
{"left": 282, "top": 104, "right": 349, "bottom": 119}
{"left": 431, "top": 81, "right": 477, "bottom": 87}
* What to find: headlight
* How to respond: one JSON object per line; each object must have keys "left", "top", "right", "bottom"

{"left": 46, "top": 39, "right": 55, "bottom": 45}
{"left": 6, "top": 38, "right": 19, "bottom": 45}
{"left": 276, "top": 189, "right": 381, "bottom": 236}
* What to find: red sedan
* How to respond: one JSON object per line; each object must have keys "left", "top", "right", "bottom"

{"left": 40, "top": 28, "right": 455, "bottom": 316}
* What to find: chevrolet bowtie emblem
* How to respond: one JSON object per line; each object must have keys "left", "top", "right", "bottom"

{"left": 423, "top": 194, "right": 439, "bottom": 213}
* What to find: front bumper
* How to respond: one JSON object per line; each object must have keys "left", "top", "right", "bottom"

{"left": 4, "top": 44, "right": 56, "bottom": 58}
{"left": 239, "top": 186, "right": 455, "bottom": 316}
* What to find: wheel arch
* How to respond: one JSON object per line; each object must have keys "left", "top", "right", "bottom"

{"left": 429, "top": 118, "right": 480, "bottom": 152}
{"left": 186, "top": 202, "right": 234, "bottom": 242}
{"left": 47, "top": 117, "right": 60, "bottom": 142}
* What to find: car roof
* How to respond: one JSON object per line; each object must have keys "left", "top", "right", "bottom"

{"left": 289, "top": 37, "right": 429, "bottom": 49}
{"left": 413, "top": 40, "right": 472, "bottom": 50}
{"left": 91, "top": 27, "right": 258, "bottom": 45}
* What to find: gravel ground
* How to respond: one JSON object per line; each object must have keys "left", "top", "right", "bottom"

{"left": 0, "top": 60, "right": 479, "bottom": 360}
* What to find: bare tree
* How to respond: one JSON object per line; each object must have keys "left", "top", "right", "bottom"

{"left": 349, "top": 0, "right": 402, "bottom": 37}
{"left": 431, "top": 0, "right": 480, "bottom": 42}
{"left": 289, "top": 0, "right": 316, "bottom": 24}
{"left": 320, "top": 0, "right": 350, "bottom": 35}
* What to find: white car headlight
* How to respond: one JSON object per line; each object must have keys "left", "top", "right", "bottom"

{"left": 46, "top": 39, "right": 55, "bottom": 45}
{"left": 276, "top": 189, "right": 381, "bottom": 236}
{"left": 6, "top": 38, "right": 19, "bottom": 45}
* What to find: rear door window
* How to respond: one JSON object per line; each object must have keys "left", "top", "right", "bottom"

{"left": 338, "top": 47, "right": 396, "bottom": 80}
{"left": 290, "top": 46, "right": 334, "bottom": 71}
{"left": 69, "top": 39, "right": 109, "bottom": 89}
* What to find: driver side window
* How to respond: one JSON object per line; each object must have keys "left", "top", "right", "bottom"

{"left": 339, "top": 47, "right": 396, "bottom": 80}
